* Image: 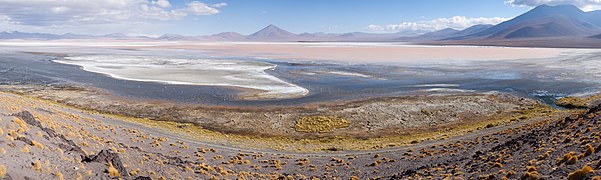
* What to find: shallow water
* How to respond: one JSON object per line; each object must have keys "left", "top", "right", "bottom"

{"left": 0, "top": 45, "right": 600, "bottom": 107}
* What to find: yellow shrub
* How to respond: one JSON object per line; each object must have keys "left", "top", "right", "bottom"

{"left": 568, "top": 156, "right": 579, "bottom": 165}
{"left": 32, "top": 160, "right": 42, "bottom": 172}
{"left": 0, "top": 165, "right": 6, "bottom": 178}
{"left": 55, "top": 171, "right": 64, "bottom": 180}
{"left": 568, "top": 165, "right": 594, "bottom": 180}
{"left": 585, "top": 144, "right": 595, "bottom": 156}
{"left": 107, "top": 162, "right": 120, "bottom": 177}
{"left": 31, "top": 140, "right": 44, "bottom": 149}
{"left": 494, "top": 162, "right": 503, "bottom": 168}
{"left": 5, "top": 135, "right": 13, "bottom": 142}
{"left": 13, "top": 117, "right": 29, "bottom": 131}
{"left": 75, "top": 173, "right": 83, "bottom": 180}
{"left": 21, "top": 146, "right": 30, "bottom": 153}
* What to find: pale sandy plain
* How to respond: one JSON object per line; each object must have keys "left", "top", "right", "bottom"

{"left": 150, "top": 41, "right": 579, "bottom": 64}
{"left": 0, "top": 40, "right": 583, "bottom": 63}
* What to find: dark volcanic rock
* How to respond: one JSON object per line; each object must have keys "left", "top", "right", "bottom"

{"left": 14, "top": 111, "right": 42, "bottom": 128}
{"left": 82, "top": 149, "right": 129, "bottom": 177}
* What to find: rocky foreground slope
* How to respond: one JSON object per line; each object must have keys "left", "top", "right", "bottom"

{"left": 1, "top": 92, "right": 600, "bottom": 179}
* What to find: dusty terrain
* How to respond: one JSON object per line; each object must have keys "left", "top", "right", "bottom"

{"left": 2, "top": 87, "right": 601, "bottom": 179}
{"left": 0, "top": 85, "right": 547, "bottom": 143}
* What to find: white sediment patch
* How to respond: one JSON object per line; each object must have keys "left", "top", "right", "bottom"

{"left": 412, "top": 84, "right": 460, "bottom": 88}
{"left": 418, "top": 88, "right": 476, "bottom": 93}
{"left": 54, "top": 55, "right": 309, "bottom": 99}
{"left": 327, "top": 71, "right": 372, "bottom": 78}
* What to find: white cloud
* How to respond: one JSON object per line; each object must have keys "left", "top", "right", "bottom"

{"left": 187, "top": 1, "right": 221, "bottom": 15}
{"left": 367, "top": 16, "right": 509, "bottom": 33}
{"left": 506, "top": 0, "right": 601, "bottom": 11}
{"left": 0, "top": 0, "right": 225, "bottom": 26}
{"left": 211, "top": 3, "right": 228, "bottom": 8}
{"left": 153, "top": 0, "right": 171, "bottom": 8}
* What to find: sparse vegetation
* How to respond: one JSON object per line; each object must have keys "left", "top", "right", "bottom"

{"left": 107, "top": 162, "right": 120, "bottom": 178}
{"left": 585, "top": 144, "right": 595, "bottom": 156}
{"left": 294, "top": 116, "right": 351, "bottom": 133}
{"left": 55, "top": 171, "right": 64, "bottom": 180}
{"left": 32, "top": 160, "right": 42, "bottom": 172}
{"left": 1, "top": 81, "right": 601, "bottom": 179}
{"left": 556, "top": 94, "right": 601, "bottom": 109}
{"left": 0, "top": 165, "right": 6, "bottom": 178}
{"left": 568, "top": 165, "right": 594, "bottom": 180}
{"left": 21, "top": 146, "right": 30, "bottom": 153}
{"left": 31, "top": 140, "right": 45, "bottom": 149}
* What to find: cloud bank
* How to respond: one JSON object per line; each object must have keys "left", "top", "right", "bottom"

{"left": 367, "top": 16, "right": 509, "bottom": 33}
{"left": 505, "top": 0, "right": 601, "bottom": 11}
{"left": 0, "top": 0, "right": 225, "bottom": 26}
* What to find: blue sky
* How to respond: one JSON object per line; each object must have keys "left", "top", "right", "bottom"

{"left": 177, "top": 0, "right": 528, "bottom": 35}
{"left": 0, "top": 0, "right": 599, "bottom": 36}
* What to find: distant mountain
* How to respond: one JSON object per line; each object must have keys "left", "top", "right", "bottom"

{"left": 0, "top": 31, "right": 62, "bottom": 39}
{"left": 450, "top": 4, "right": 601, "bottom": 40}
{"left": 60, "top": 33, "right": 96, "bottom": 39}
{"left": 450, "top": 24, "right": 494, "bottom": 37}
{"left": 399, "top": 28, "right": 459, "bottom": 41}
{"left": 247, "top": 24, "right": 298, "bottom": 40}
{"left": 157, "top": 34, "right": 196, "bottom": 41}
{"left": 101, "top": 33, "right": 129, "bottom": 38}
{"left": 205, "top": 32, "right": 246, "bottom": 41}
{"left": 398, "top": 25, "right": 493, "bottom": 42}
{"left": 591, "top": 33, "right": 601, "bottom": 38}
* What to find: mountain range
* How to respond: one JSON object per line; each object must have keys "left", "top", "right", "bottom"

{"left": 1, "top": 4, "right": 601, "bottom": 47}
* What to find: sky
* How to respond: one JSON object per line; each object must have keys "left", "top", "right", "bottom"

{"left": 0, "top": 0, "right": 600, "bottom": 36}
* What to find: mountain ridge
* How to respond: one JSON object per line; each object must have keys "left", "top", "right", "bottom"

{"left": 3, "top": 4, "right": 601, "bottom": 48}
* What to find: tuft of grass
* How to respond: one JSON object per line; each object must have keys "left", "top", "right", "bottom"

{"left": 21, "top": 146, "right": 30, "bottom": 153}
{"left": 568, "top": 165, "right": 594, "bottom": 180}
{"left": 107, "top": 162, "right": 120, "bottom": 177}
{"left": 31, "top": 140, "right": 45, "bottom": 149}
{"left": 526, "top": 166, "right": 537, "bottom": 172}
{"left": 32, "top": 160, "right": 42, "bottom": 172}
{"left": 13, "top": 117, "right": 29, "bottom": 132}
{"left": 5, "top": 135, "right": 14, "bottom": 142}
{"left": 368, "top": 161, "right": 379, "bottom": 166}
{"left": 585, "top": 144, "right": 595, "bottom": 157}
{"left": 294, "top": 116, "right": 351, "bottom": 133}
{"left": 55, "top": 171, "right": 64, "bottom": 180}
{"left": 522, "top": 171, "right": 540, "bottom": 180}
{"left": 0, "top": 165, "right": 6, "bottom": 178}
{"left": 75, "top": 173, "right": 83, "bottom": 180}
{"left": 568, "top": 155, "right": 579, "bottom": 165}
{"left": 494, "top": 162, "right": 503, "bottom": 168}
